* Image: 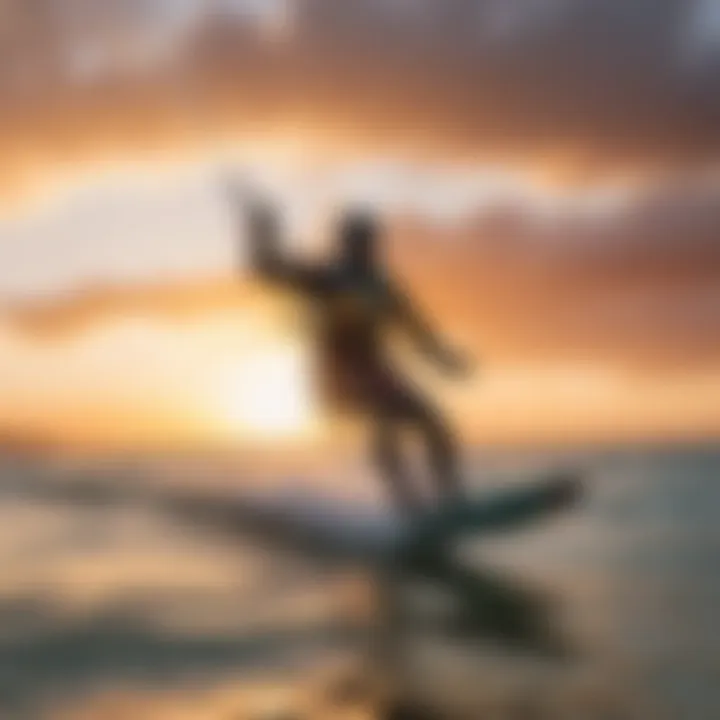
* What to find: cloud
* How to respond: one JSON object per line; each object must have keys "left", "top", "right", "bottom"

{"left": 2, "top": 278, "right": 252, "bottom": 336}
{"left": 2, "top": 0, "right": 719, "bottom": 379}
{"left": 0, "top": 0, "right": 719, "bottom": 195}
{"left": 5, "top": 177, "right": 720, "bottom": 375}
{"left": 392, "top": 181, "right": 720, "bottom": 373}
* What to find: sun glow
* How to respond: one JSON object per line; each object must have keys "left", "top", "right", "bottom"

{"left": 219, "top": 346, "right": 314, "bottom": 438}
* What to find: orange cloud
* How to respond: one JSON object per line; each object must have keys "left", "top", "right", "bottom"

{"left": 0, "top": 0, "right": 719, "bottom": 201}
{"left": 3, "top": 278, "right": 249, "bottom": 337}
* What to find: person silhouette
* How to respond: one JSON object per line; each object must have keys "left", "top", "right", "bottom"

{"left": 228, "top": 183, "right": 475, "bottom": 516}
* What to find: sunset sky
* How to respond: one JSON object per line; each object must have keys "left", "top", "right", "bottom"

{"left": 1, "top": 0, "right": 720, "bottom": 449}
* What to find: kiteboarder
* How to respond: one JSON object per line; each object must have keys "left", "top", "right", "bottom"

{"left": 228, "top": 184, "right": 475, "bottom": 515}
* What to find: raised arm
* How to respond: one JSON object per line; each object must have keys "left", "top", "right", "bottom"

{"left": 226, "top": 180, "right": 327, "bottom": 295}
{"left": 390, "top": 280, "right": 474, "bottom": 377}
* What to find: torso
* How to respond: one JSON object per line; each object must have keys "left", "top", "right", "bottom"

{"left": 313, "top": 270, "right": 396, "bottom": 410}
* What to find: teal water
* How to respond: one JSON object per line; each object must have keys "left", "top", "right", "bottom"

{"left": 0, "top": 444, "right": 717, "bottom": 718}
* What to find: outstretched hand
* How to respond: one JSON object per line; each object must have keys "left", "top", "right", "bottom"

{"left": 222, "top": 175, "right": 277, "bottom": 241}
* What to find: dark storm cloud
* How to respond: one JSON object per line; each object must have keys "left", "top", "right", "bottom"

{"left": 276, "top": 0, "right": 720, "bottom": 173}
{"left": 0, "top": 0, "right": 719, "bottom": 187}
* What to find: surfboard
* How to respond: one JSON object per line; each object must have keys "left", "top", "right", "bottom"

{"left": 396, "top": 471, "right": 582, "bottom": 560}
{"left": 161, "top": 470, "right": 582, "bottom": 570}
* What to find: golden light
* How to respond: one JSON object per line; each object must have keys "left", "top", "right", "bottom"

{"left": 218, "top": 345, "right": 314, "bottom": 439}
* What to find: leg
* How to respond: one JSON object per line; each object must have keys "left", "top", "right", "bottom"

{"left": 371, "top": 415, "right": 425, "bottom": 516}
{"left": 411, "top": 396, "right": 463, "bottom": 505}
{"left": 371, "top": 371, "right": 463, "bottom": 509}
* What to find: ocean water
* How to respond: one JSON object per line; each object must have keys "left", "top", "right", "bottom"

{"left": 0, "top": 443, "right": 718, "bottom": 719}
